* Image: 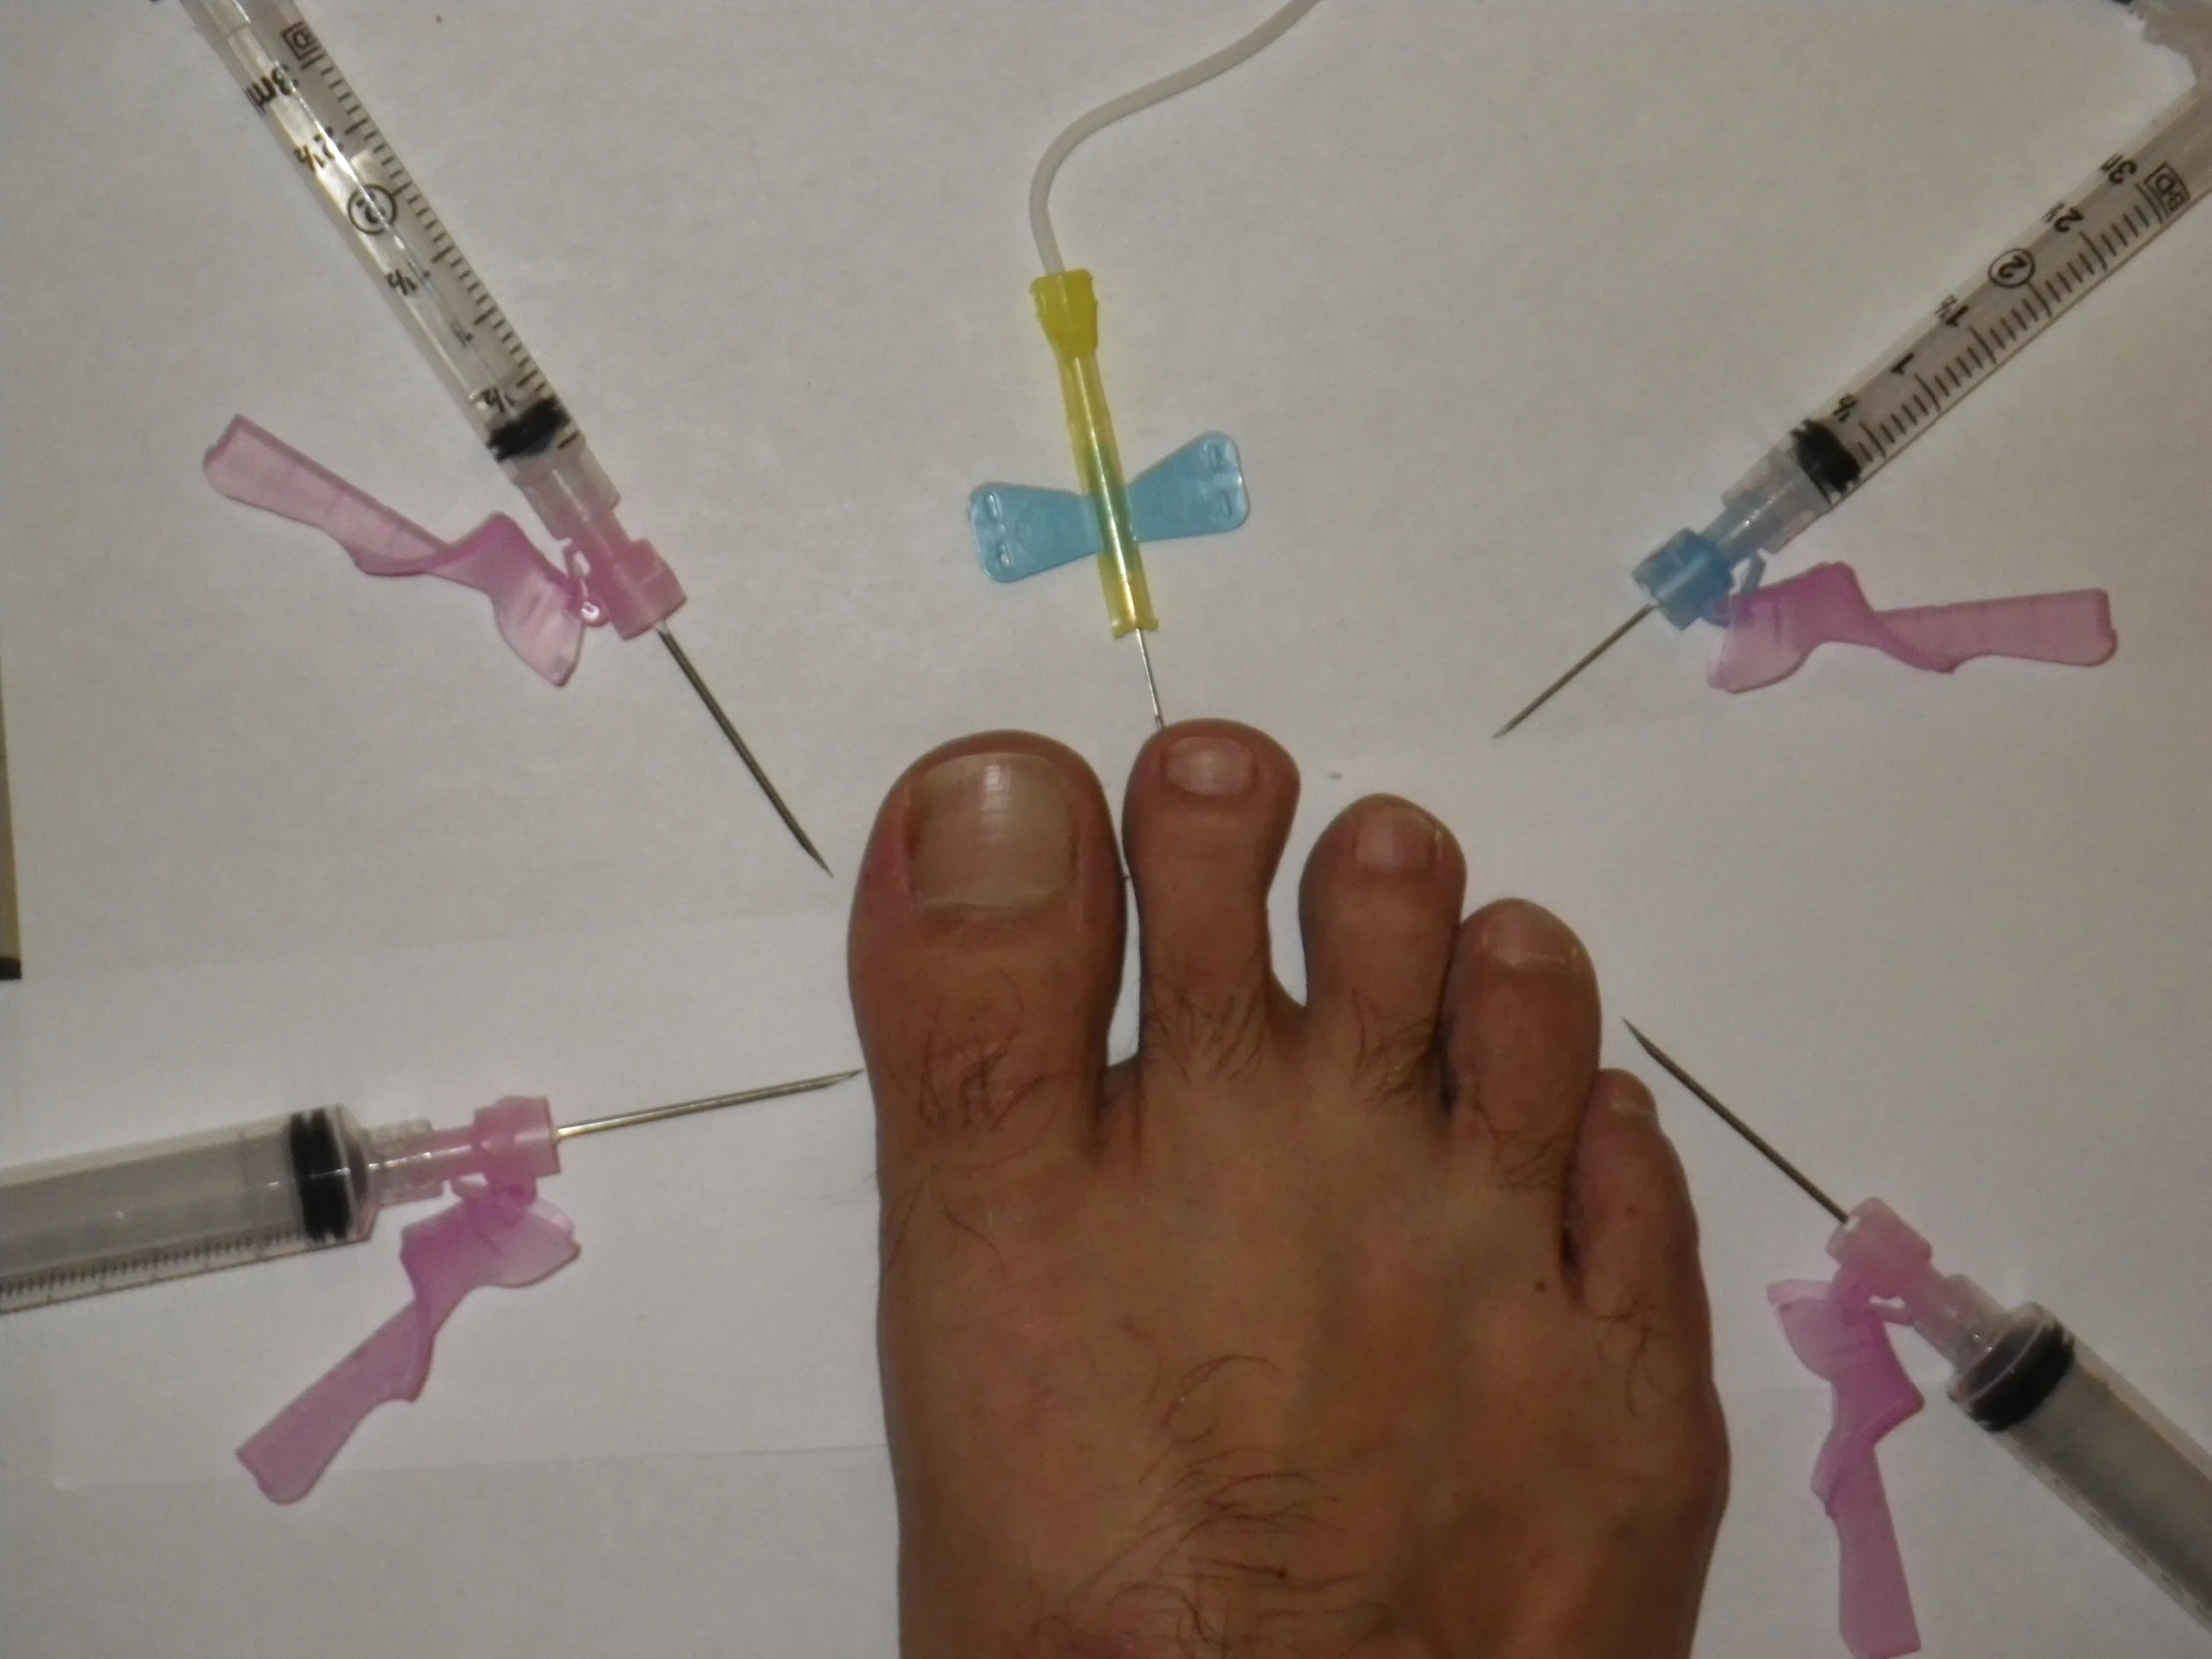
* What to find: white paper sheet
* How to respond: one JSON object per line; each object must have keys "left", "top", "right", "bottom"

{"left": 9, "top": 2, "right": 2212, "bottom": 1654}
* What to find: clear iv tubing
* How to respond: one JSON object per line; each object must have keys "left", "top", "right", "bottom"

{"left": 1027, "top": 0, "right": 1326, "bottom": 273}
{"left": 1835, "top": 1201, "right": 2212, "bottom": 1630}
{"left": 1633, "top": 1, "right": 2212, "bottom": 631}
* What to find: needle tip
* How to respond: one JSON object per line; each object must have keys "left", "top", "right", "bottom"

{"left": 655, "top": 627, "right": 830, "bottom": 873}
{"left": 791, "top": 830, "right": 835, "bottom": 878}
{"left": 1494, "top": 605, "right": 1655, "bottom": 740}
{"left": 553, "top": 1065, "right": 867, "bottom": 1142}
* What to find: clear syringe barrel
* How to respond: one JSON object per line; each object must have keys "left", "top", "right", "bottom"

{"left": 1834, "top": 1200, "right": 2212, "bottom": 1631}
{"left": 0, "top": 1108, "right": 377, "bottom": 1312}
{"left": 1958, "top": 1309, "right": 2212, "bottom": 1630}
{"left": 175, "top": 0, "right": 684, "bottom": 637}
{"left": 0, "top": 1097, "right": 559, "bottom": 1313}
{"left": 1637, "top": 23, "right": 2212, "bottom": 629}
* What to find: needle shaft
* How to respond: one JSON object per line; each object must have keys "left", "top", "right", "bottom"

{"left": 1623, "top": 1022, "right": 1848, "bottom": 1223}
{"left": 656, "top": 626, "right": 831, "bottom": 875}
{"left": 1494, "top": 605, "right": 1655, "bottom": 739}
{"left": 1134, "top": 628, "right": 1165, "bottom": 731}
{"left": 555, "top": 1068, "right": 863, "bottom": 1142}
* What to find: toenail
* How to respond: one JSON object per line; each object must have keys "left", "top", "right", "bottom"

{"left": 909, "top": 752, "right": 1076, "bottom": 911}
{"left": 1605, "top": 1077, "right": 1658, "bottom": 1120}
{"left": 1163, "top": 733, "right": 1256, "bottom": 798}
{"left": 1353, "top": 803, "right": 1441, "bottom": 874}
{"left": 1475, "top": 900, "right": 1583, "bottom": 971}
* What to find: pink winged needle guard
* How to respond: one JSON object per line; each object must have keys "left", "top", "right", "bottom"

{"left": 1713, "top": 563, "right": 2115, "bottom": 693}
{"left": 1770, "top": 1277, "right": 1928, "bottom": 1659}
{"left": 204, "top": 416, "right": 589, "bottom": 685}
{"left": 237, "top": 1179, "right": 579, "bottom": 1504}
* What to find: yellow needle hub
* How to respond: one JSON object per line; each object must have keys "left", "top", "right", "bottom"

{"left": 1032, "top": 269, "right": 1158, "bottom": 637}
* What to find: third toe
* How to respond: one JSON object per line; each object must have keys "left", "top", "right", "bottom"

{"left": 1298, "top": 796, "right": 1466, "bottom": 1108}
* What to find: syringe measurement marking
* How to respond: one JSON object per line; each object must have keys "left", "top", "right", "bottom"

{"left": 248, "top": 27, "right": 563, "bottom": 451}
{"left": 260, "top": 48, "right": 568, "bottom": 444}
{"left": 0, "top": 1227, "right": 304, "bottom": 1313}
{"left": 1829, "top": 141, "right": 2192, "bottom": 476}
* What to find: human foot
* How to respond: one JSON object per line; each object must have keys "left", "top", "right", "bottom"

{"left": 849, "top": 722, "right": 1726, "bottom": 1659}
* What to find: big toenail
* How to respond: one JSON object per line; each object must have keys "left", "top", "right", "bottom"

{"left": 909, "top": 753, "right": 1076, "bottom": 911}
{"left": 1164, "top": 734, "right": 1255, "bottom": 797}
{"left": 1476, "top": 900, "right": 1582, "bottom": 970}
{"left": 1354, "top": 804, "right": 1441, "bottom": 873}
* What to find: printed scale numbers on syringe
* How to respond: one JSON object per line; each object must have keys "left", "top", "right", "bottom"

{"left": 176, "top": 0, "right": 829, "bottom": 870}
{"left": 1497, "top": 0, "right": 2212, "bottom": 736}
{"left": 236, "top": 28, "right": 547, "bottom": 488}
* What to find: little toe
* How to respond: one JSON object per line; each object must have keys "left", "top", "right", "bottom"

{"left": 1568, "top": 1072, "right": 1726, "bottom": 1493}
{"left": 849, "top": 733, "right": 1125, "bottom": 1183}
{"left": 1123, "top": 720, "right": 1300, "bottom": 1089}
{"left": 1442, "top": 899, "right": 1602, "bottom": 1237}
{"left": 1297, "top": 796, "right": 1466, "bottom": 1105}
{"left": 1567, "top": 1073, "right": 1709, "bottom": 1350}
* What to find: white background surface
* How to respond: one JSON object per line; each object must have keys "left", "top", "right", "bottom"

{"left": 5, "top": 0, "right": 2212, "bottom": 1652}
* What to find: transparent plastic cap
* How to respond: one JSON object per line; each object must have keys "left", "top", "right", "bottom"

{"left": 366, "top": 1097, "right": 561, "bottom": 1208}
{"left": 1829, "top": 1199, "right": 2006, "bottom": 1369}
{"left": 509, "top": 444, "right": 685, "bottom": 639}
{"left": 1635, "top": 441, "right": 1832, "bottom": 628}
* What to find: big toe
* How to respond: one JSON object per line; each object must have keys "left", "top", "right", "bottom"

{"left": 850, "top": 734, "right": 1125, "bottom": 1184}
{"left": 1122, "top": 720, "right": 1301, "bottom": 1092}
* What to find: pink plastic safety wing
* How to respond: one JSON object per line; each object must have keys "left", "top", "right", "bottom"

{"left": 1712, "top": 563, "right": 2116, "bottom": 694}
{"left": 203, "top": 416, "right": 590, "bottom": 685}
{"left": 237, "top": 1179, "right": 580, "bottom": 1504}
{"left": 1770, "top": 1277, "right": 1927, "bottom": 1659}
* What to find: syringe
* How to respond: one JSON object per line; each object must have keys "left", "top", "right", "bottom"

{"left": 174, "top": 0, "right": 829, "bottom": 871}
{"left": 1629, "top": 1024, "right": 2212, "bottom": 1632}
{"left": 0, "top": 1069, "right": 858, "bottom": 1313}
{"left": 1497, "top": 0, "right": 2212, "bottom": 736}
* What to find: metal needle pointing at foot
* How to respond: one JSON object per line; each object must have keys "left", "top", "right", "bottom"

{"left": 1134, "top": 629, "right": 1165, "bottom": 731}
{"left": 1494, "top": 605, "right": 1655, "bottom": 739}
{"left": 1623, "top": 1022, "right": 1848, "bottom": 1224}
{"left": 656, "top": 626, "right": 832, "bottom": 875}
{"left": 555, "top": 1068, "right": 863, "bottom": 1142}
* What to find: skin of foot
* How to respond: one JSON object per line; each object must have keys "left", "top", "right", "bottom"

{"left": 849, "top": 721, "right": 1727, "bottom": 1659}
